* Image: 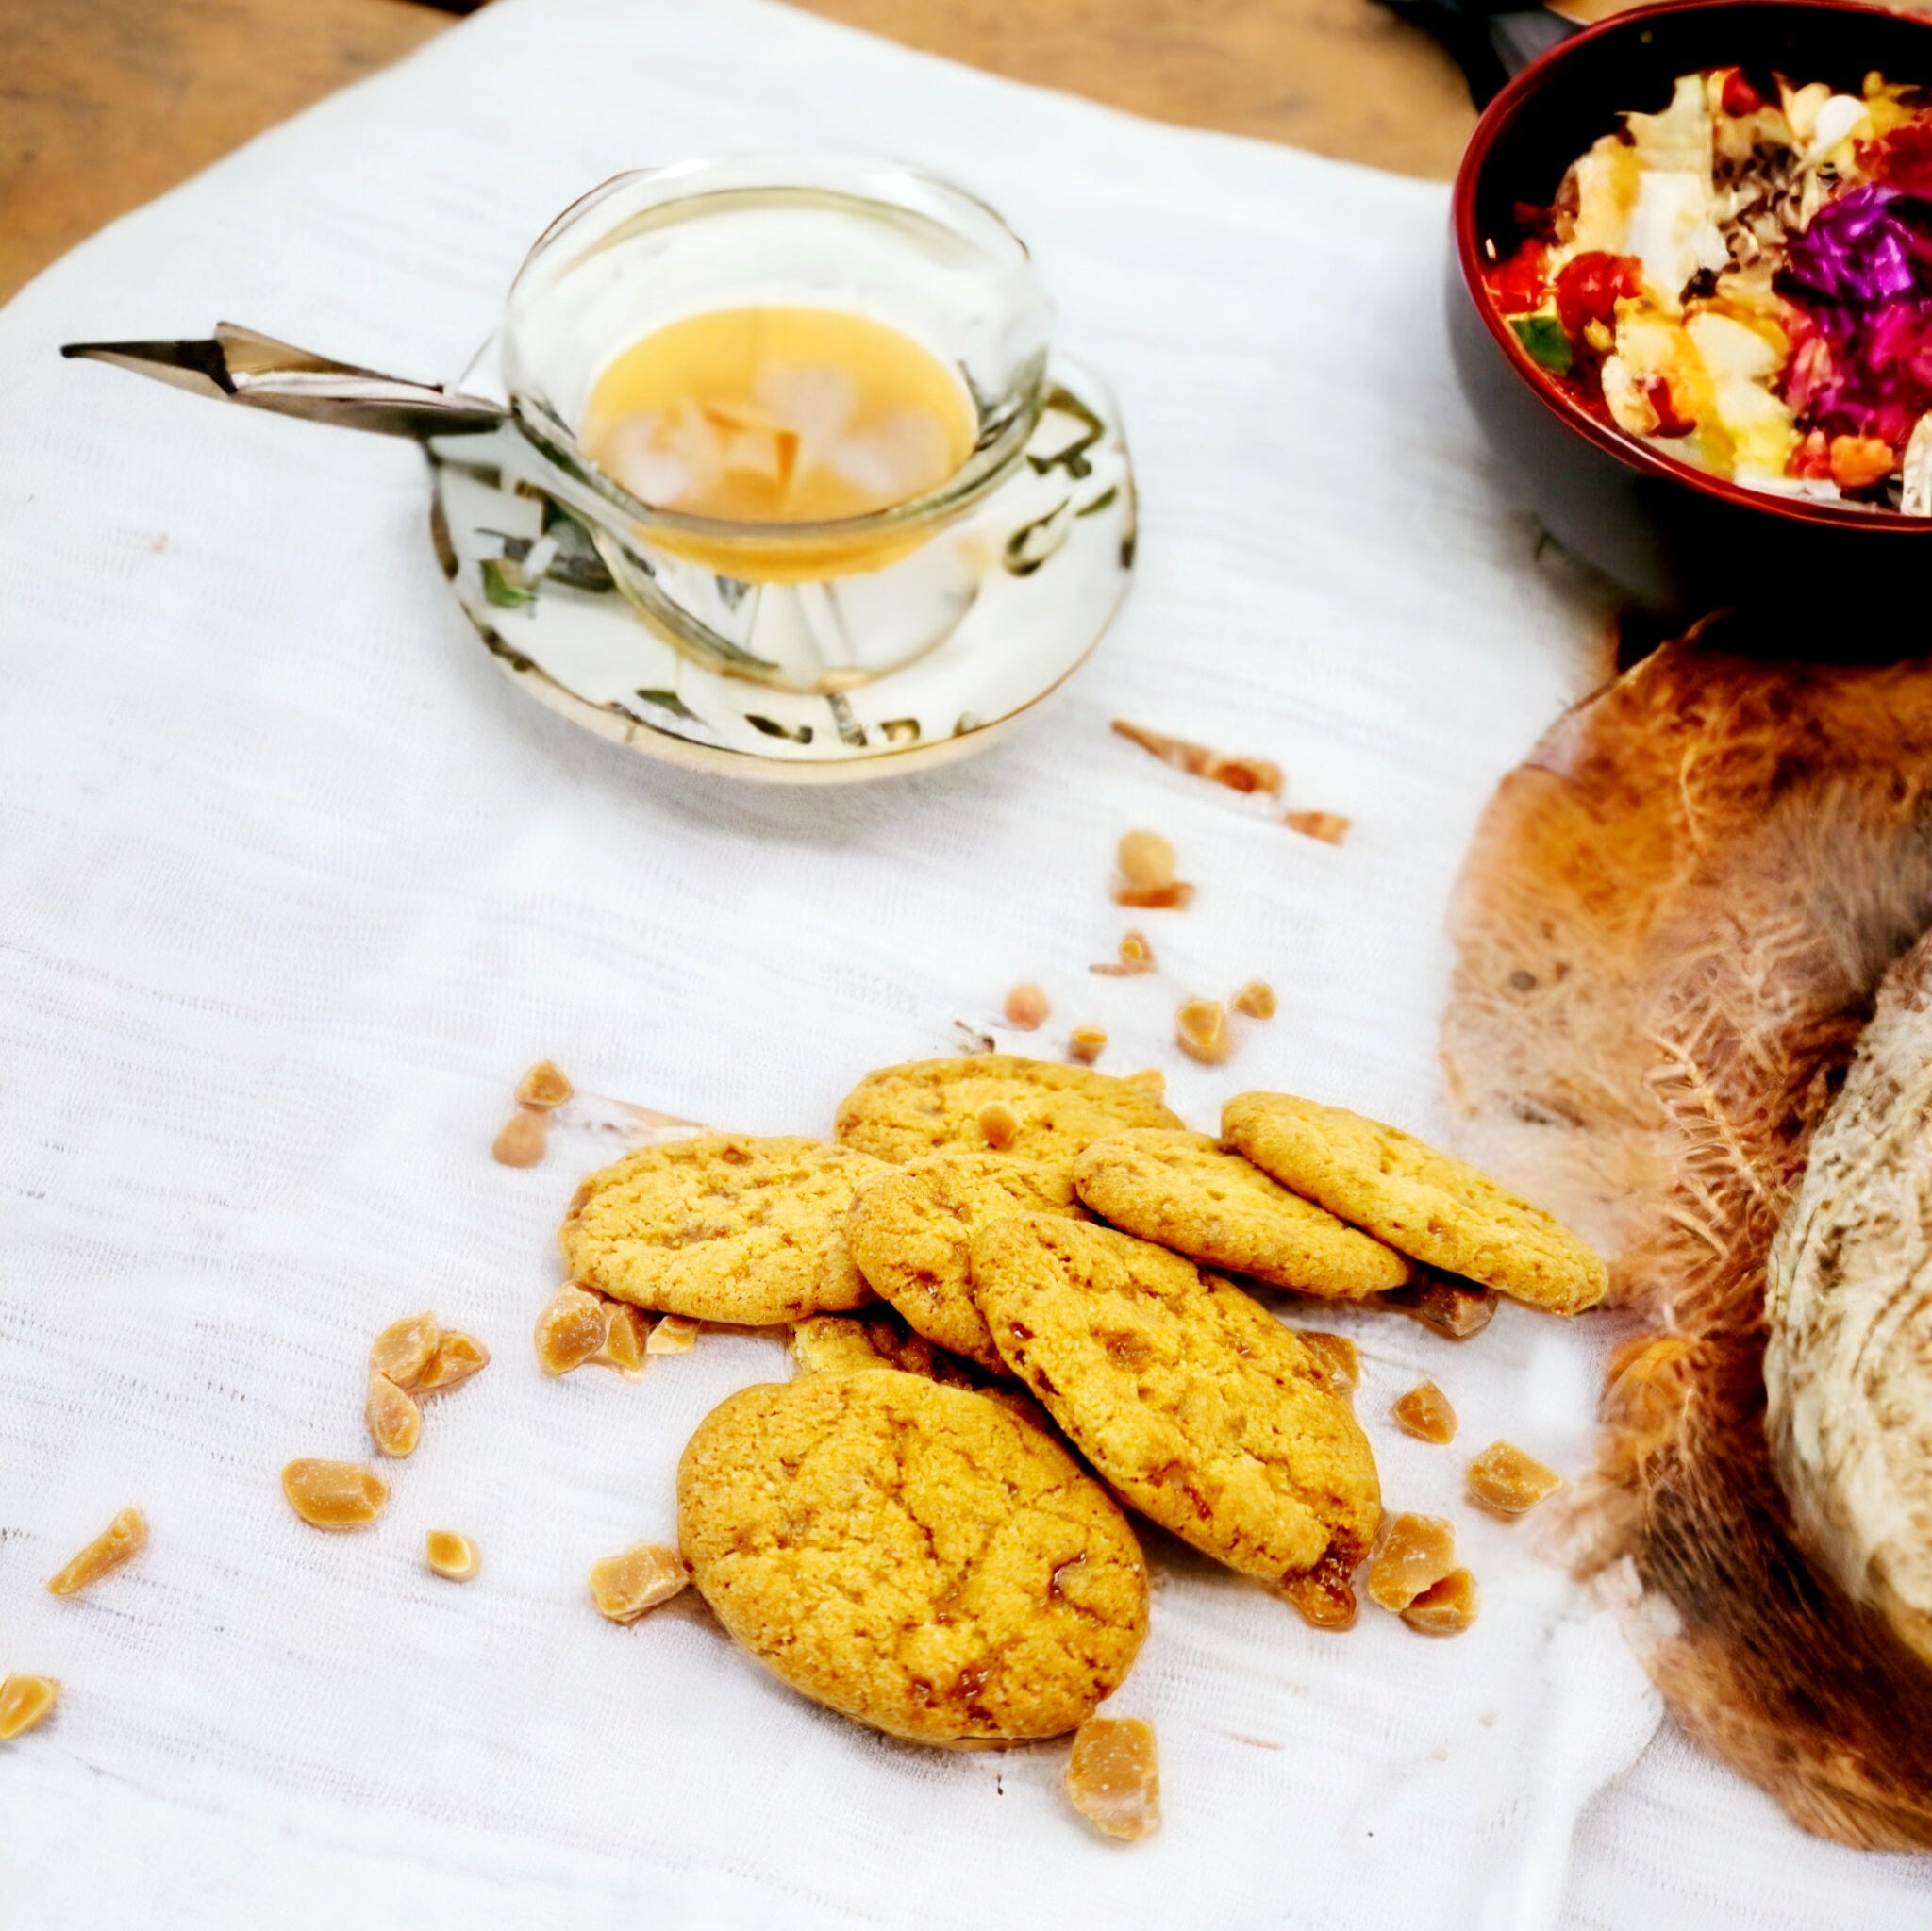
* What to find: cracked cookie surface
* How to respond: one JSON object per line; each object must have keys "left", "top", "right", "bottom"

{"left": 1072, "top": 1129, "right": 1411, "bottom": 1297}
{"left": 1222, "top": 1093, "right": 1607, "bottom": 1315}
{"left": 971, "top": 1215, "right": 1382, "bottom": 1583}
{"left": 848, "top": 1150, "right": 1083, "bottom": 1372}
{"left": 678, "top": 1371, "right": 1148, "bottom": 1744}
{"left": 834, "top": 1056, "right": 1180, "bottom": 1181}
{"left": 558, "top": 1134, "right": 887, "bottom": 1325}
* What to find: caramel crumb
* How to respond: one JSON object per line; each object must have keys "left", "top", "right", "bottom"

{"left": 589, "top": 1541, "right": 689, "bottom": 1623}
{"left": 1004, "top": 982, "right": 1051, "bottom": 1031}
{"left": 492, "top": 1107, "right": 549, "bottom": 1168}
{"left": 425, "top": 1530, "right": 479, "bottom": 1582}
{"left": 1295, "top": 1331, "right": 1358, "bottom": 1395}
{"left": 45, "top": 1507, "right": 147, "bottom": 1598}
{"left": 1467, "top": 1440, "right": 1563, "bottom": 1515}
{"left": 1365, "top": 1514, "right": 1457, "bottom": 1612}
{"left": 594, "top": 1301, "right": 649, "bottom": 1379}
{"left": 0, "top": 1675, "right": 60, "bottom": 1741}
{"left": 515, "top": 1059, "right": 574, "bottom": 1109}
{"left": 1285, "top": 810, "right": 1350, "bottom": 845}
{"left": 646, "top": 1313, "right": 701, "bottom": 1355}
{"left": 369, "top": 1311, "right": 440, "bottom": 1390}
{"left": 978, "top": 1099, "right": 1021, "bottom": 1151}
{"left": 1068, "top": 1025, "right": 1108, "bottom": 1066}
{"left": 365, "top": 1373, "right": 423, "bottom": 1457}
{"left": 1390, "top": 1275, "right": 1495, "bottom": 1340}
{"left": 534, "top": 1285, "right": 608, "bottom": 1376}
{"left": 1123, "top": 1068, "right": 1166, "bottom": 1100}
{"left": 1279, "top": 1552, "right": 1358, "bottom": 1630}
{"left": 1391, "top": 1380, "right": 1457, "bottom": 1444}
{"left": 282, "top": 1458, "right": 389, "bottom": 1529}
{"left": 1112, "top": 719, "right": 1284, "bottom": 796}
{"left": 1114, "top": 881, "right": 1197, "bottom": 910}
{"left": 1066, "top": 1715, "right": 1161, "bottom": 1841}
{"left": 1230, "top": 980, "right": 1277, "bottom": 1020}
{"left": 1092, "top": 929, "right": 1158, "bottom": 976}
{"left": 1175, "top": 997, "right": 1231, "bottom": 1064}
{"left": 416, "top": 1329, "right": 491, "bottom": 1393}
{"left": 1402, "top": 1567, "right": 1480, "bottom": 1635}
{"left": 1116, "top": 829, "right": 1176, "bottom": 891}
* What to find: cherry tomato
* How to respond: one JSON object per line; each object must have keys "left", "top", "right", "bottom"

{"left": 1487, "top": 238, "right": 1549, "bottom": 314}
{"left": 1643, "top": 375, "right": 1697, "bottom": 439}
{"left": 1720, "top": 70, "right": 1764, "bottom": 118}
{"left": 1555, "top": 252, "right": 1641, "bottom": 343}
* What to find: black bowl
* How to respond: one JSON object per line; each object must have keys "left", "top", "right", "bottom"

{"left": 1448, "top": 0, "right": 1932, "bottom": 620}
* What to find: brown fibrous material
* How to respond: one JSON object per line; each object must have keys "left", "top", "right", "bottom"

{"left": 1441, "top": 637, "right": 1932, "bottom": 1848}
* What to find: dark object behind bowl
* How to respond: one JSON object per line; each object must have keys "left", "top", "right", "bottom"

{"left": 1449, "top": 0, "right": 1932, "bottom": 621}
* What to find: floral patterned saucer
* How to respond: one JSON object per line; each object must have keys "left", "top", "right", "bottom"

{"left": 426, "top": 341, "right": 1135, "bottom": 781}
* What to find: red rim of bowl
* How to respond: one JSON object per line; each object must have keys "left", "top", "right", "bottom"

{"left": 1452, "top": 0, "right": 1932, "bottom": 535}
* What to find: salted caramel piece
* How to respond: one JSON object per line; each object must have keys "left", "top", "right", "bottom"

{"left": 1280, "top": 1552, "right": 1359, "bottom": 1630}
{"left": 1068, "top": 1026, "right": 1108, "bottom": 1066}
{"left": 646, "top": 1313, "right": 700, "bottom": 1355}
{"left": 492, "top": 1107, "right": 549, "bottom": 1168}
{"left": 977, "top": 1100, "right": 1020, "bottom": 1152}
{"left": 0, "top": 1675, "right": 59, "bottom": 1740}
{"left": 1111, "top": 720, "right": 1282, "bottom": 796}
{"left": 365, "top": 1373, "right": 422, "bottom": 1457}
{"left": 1116, "top": 830, "right": 1176, "bottom": 891}
{"left": 1285, "top": 810, "right": 1350, "bottom": 845}
{"left": 594, "top": 1302, "right": 648, "bottom": 1379}
{"left": 1066, "top": 1716, "right": 1161, "bottom": 1840}
{"left": 1391, "top": 1380, "right": 1457, "bottom": 1444}
{"left": 425, "top": 1530, "right": 479, "bottom": 1582}
{"left": 1391, "top": 1275, "right": 1496, "bottom": 1340}
{"left": 1296, "top": 1330, "right": 1359, "bottom": 1396}
{"left": 282, "top": 1459, "right": 389, "bottom": 1529}
{"left": 46, "top": 1507, "right": 147, "bottom": 1597}
{"left": 1365, "top": 1514, "right": 1457, "bottom": 1612}
{"left": 1231, "top": 980, "right": 1277, "bottom": 1020}
{"left": 1175, "top": 998, "right": 1231, "bottom": 1065}
{"left": 515, "top": 1059, "right": 574, "bottom": 1110}
{"left": 416, "top": 1329, "right": 490, "bottom": 1393}
{"left": 1115, "top": 882, "right": 1196, "bottom": 910}
{"left": 1092, "top": 931, "right": 1157, "bottom": 976}
{"left": 1401, "top": 1567, "right": 1480, "bottom": 1635}
{"left": 1467, "top": 1440, "right": 1563, "bottom": 1516}
{"left": 369, "top": 1311, "right": 440, "bottom": 1390}
{"left": 1004, "top": 983, "right": 1051, "bottom": 1031}
{"left": 589, "top": 1542, "right": 689, "bottom": 1623}
{"left": 1124, "top": 1068, "right": 1166, "bottom": 1100}
{"left": 534, "top": 1284, "right": 607, "bottom": 1376}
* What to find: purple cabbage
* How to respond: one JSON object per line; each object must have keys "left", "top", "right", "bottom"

{"left": 1784, "top": 185, "right": 1932, "bottom": 305}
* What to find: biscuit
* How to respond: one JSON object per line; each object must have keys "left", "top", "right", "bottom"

{"left": 558, "top": 1134, "right": 887, "bottom": 1325}
{"left": 834, "top": 1056, "right": 1180, "bottom": 1180}
{"left": 1071, "top": 1130, "right": 1411, "bottom": 1298}
{"left": 1222, "top": 1093, "right": 1607, "bottom": 1315}
{"left": 970, "top": 1215, "right": 1382, "bottom": 1583}
{"left": 847, "top": 1151, "right": 1082, "bottom": 1373}
{"left": 788, "top": 1306, "right": 996, "bottom": 1392}
{"left": 678, "top": 1371, "right": 1148, "bottom": 1744}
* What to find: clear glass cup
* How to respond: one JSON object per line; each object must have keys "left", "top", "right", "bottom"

{"left": 500, "top": 154, "right": 1055, "bottom": 692}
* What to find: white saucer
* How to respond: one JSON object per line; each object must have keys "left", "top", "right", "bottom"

{"left": 425, "top": 343, "right": 1135, "bottom": 781}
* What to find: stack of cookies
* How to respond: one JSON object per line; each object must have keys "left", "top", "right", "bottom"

{"left": 556, "top": 1055, "right": 1606, "bottom": 1750}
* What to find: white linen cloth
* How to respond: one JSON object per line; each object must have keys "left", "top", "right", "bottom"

{"left": 3, "top": 1, "right": 1927, "bottom": 1923}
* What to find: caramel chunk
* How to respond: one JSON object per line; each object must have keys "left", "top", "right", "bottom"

{"left": 1004, "top": 982, "right": 1051, "bottom": 1031}
{"left": 369, "top": 1311, "right": 440, "bottom": 1390}
{"left": 1365, "top": 1513, "right": 1457, "bottom": 1612}
{"left": 0, "top": 1675, "right": 60, "bottom": 1740}
{"left": 1092, "top": 930, "right": 1158, "bottom": 976}
{"left": 492, "top": 1107, "right": 549, "bottom": 1168}
{"left": 515, "top": 1059, "right": 574, "bottom": 1109}
{"left": 1296, "top": 1330, "right": 1358, "bottom": 1395}
{"left": 1285, "top": 810, "right": 1350, "bottom": 845}
{"left": 1114, "top": 882, "right": 1196, "bottom": 910}
{"left": 1111, "top": 719, "right": 1283, "bottom": 795}
{"left": 1230, "top": 980, "right": 1277, "bottom": 1020}
{"left": 1280, "top": 1552, "right": 1358, "bottom": 1630}
{"left": 282, "top": 1459, "right": 389, "bottom": 1529}
{"left": 646, "top": 1313, "right": 700, "bottom": 1355}
{"left": 1402, "top": 1567, "right": 1480, "bottom": 1635}
{"left": 1175, "top": 998, "right": 1231, "bottom": 1065}
{"left": 1467, "top": 1440, "right": 1563, "bottom": 1515}
{"left": 1065, "top": 1716, "right": 1161, "bottom": 1840}
{"left": 1391, "top": 1380, "right": 1457, "bottom": 1444}
{"left": 589, "top": 1541, "right": 689, "bottom": 1623}
{"left": 534, "top": 1284, "right": 607, "bottom": 1376}
{"left": 416, "top": 1329, "right": 491, "bottom": 1393}
{"left": 1390, "top": 1275, "right": 1495, "bottom": 1340}
{"left": 1124, "top": 1069, "right": 1166, "bottom": 1100}
{"left": 365, "top": 1373, "right": 422, "bottom": 1457}
{"left": 1068, "top": 1026, "right": 1108, "bottom": 1066}
{"left": 425, "top": 1530, "right": 479, "bottom": 1582}
{"left": 594, "top": 1301, "right": 648, "bottom": 1378}
{"left": 1116, "top": 830, "right": 1176, "bottom": 891}
{"left": 46, "top": 1507, "right": 147, "bottom": 1598}
{"left": 978, "top": 1099, "right": 1020, "bottom": 1152}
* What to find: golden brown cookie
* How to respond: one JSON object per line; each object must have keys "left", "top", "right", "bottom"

{"left": 788, "top": 1306, "right": 996, "bottom": 1391}
{"left": 558, "top": 1134, "right": 887, "bottom": 1325}
{"left": 678, "top": 1371, "right": 1148, "bottom": 1745}
{"left": 971, "top": 1215, "right": 1382, "bottom": 1583}
{"left": 1072, "top": 1130, "right": 1411, "bottom": 1298}
{"left": 834, "top": 1056, "right": 1181, "bottom": 1181}
{"left": 1222, "top": 1093, "right": 1607, "bottom": 1315}
{"left": 846, "top": 1150, "right": 1083, "bottom": 1373}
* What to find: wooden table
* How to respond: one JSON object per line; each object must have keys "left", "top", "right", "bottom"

{"left": 0, "top": 0, "right": 1474, "bottom": 306}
